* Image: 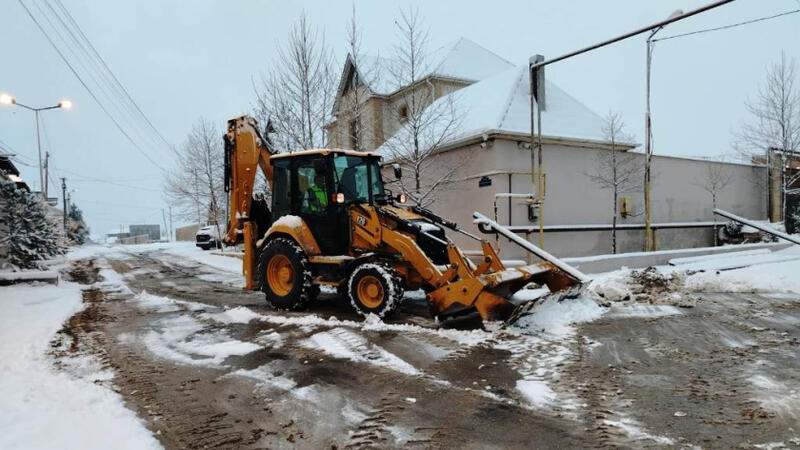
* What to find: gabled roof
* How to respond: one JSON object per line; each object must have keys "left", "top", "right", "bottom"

{"left": 377, "top": 64, "right": 616, "bottom": 157}
{"left": 449, "top": 64, "right": 608, "bottom": 143}
{"left": 334, "top": 37, "right": 513, "bottom": 109}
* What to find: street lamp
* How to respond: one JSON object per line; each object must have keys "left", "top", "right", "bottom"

{"left": 643, "top": 9, "right": 682, "bottom": 251}
{"left": 0, "top": 93, "right": 72, "bottom": 199}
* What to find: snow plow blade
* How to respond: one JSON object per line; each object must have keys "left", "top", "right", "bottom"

{"left": 464, "top": 212, "right": 590, "bottom": 325}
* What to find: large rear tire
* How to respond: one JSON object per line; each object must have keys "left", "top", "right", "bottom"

{"left": 347, "top": 263, "right": 404, "bottom": 318}
{"left": 258, "top": 237, "right": 315, "bottom": 310}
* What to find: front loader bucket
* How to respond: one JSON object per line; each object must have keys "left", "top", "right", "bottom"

{"left": 469, "top": 212, "right": 591, "bottom": 325}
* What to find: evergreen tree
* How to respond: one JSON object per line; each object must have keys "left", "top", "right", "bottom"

{"left": 67, "top": 202, "right": 90, "bottom": 245}
{"left": 0, "top": 171, "right": 66, "bottom": 270}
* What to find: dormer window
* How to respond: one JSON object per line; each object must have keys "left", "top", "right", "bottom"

{"left": 398, "top": 103, "right": 409, "bottom": 123}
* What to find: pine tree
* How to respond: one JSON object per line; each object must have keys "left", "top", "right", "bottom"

{"left": 67, "top": 202, "right": 90, "bottom": 245}
{"left": 0, "top": 171, "right": 66, "bottom": 270}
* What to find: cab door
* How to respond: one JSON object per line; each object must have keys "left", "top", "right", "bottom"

{"left": 292, "top": 157, "right": 345, "bottom": 254}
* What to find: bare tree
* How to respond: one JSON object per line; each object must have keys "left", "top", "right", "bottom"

{"left": 586, "top": 111, "right": 641, "bottom": 253}
{"left": 694, "top": 161, "right": 733, "bottom": 246}
{"left": 253, "top": 13, "right": 336, "bottom": 152}
{"left": 735, "top": 52, "right": 800, "bottom": 221}
{"left": 380, "top": 7, "right": 463, "bottom": 207}
{"left": 165, "top": 118, "right": 225, "bottom": 242}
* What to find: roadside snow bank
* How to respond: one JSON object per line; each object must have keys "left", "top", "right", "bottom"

{"left": 162, "top": 243, "right": 243, "bottom": 275}
{"left": 683, "top": 246, "right": 800, "bottom": 293}
{"left": 0, "top": 283, "right": 161, "bottom": 450}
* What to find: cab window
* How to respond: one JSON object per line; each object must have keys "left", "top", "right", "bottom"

{"left": 334, "top": 155, "right": 383, "bottom": 203}
{"left": 297, "top": 159, "right": 329, "bottom": 215}
{"left": 271, "top": 160, "right": 291, "bottom": 217}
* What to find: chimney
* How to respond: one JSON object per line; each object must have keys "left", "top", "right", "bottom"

{"left": 529, "top": 54, "right": 546, "bottom": 111}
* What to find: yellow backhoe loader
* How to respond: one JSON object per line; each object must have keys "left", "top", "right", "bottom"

{"left": 223, "top": 115, "right": 587, "bottom": 324}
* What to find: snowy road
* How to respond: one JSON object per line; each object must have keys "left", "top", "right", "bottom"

{"left": 4, "top": 242, "right": 800, "bottom": 449}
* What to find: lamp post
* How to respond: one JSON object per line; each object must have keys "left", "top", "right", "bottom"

{"left": 0, "top": 93, "right": 72, "bottom": 199}
{"left": 643, "top": 10, "right": 682, "bottom": 251}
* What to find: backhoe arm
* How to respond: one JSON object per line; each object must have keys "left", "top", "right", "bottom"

{"left": 223, "top": 116, "right": 275, "bottom": 245}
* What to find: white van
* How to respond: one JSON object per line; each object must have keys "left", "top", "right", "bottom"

{"left": 195, "top": 225, "right": 222, "bottom": 250}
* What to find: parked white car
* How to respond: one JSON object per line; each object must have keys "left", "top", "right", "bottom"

{"left": 195, "top": 225, "right": 222, "bottom": 250}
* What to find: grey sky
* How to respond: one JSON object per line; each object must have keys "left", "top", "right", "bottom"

{"left": 1, "top": 0, "right": 798, "bottom": 236}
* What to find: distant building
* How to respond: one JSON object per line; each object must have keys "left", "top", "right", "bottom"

{"left": 129, "top": 224, "right": 160, "bottom": 242}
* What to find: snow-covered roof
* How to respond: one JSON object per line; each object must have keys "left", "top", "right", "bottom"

{"left": 353, "top": 38, "right": 514, "bottom": 97}
{"left": 449, "top": 64, "right": 607, "bottom": 142}
{"left": 376, "top": 64, "right": 610, "bottom": 157}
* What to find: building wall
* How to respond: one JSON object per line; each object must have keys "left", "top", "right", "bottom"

{"left": 129, "top": 224, "right": 160, "bottom": 242}
{"left": 414, "top": 138, "right": 766, "bottom": 259}
{"left": 176, "top": 224, "right": 201, "bottom": 242}
{"left": 328, "top": 77, "right": 469, "bottom": 151}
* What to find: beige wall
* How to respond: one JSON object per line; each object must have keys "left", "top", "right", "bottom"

{"left": 176, "top": 224, "right": 201, "bottom": 242}
{"left": 413, "top": 138, "right": 766, "bottom": 258}
{"left": 328, "top": 77, "right": 469, "bottom": 151}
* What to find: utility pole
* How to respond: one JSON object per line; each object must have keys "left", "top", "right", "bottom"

{"left": 36, "top": 112, "right": 43, "bottom": 197}
{"left": 161, "top": 209, "right": 168, "bottom": 241}
{"left": 44, "top": 151, "right": 50, "bottom": 200}
{"left": 61, "top": 177, "right": 67, "bottom": 233}
{"left": 644, "top": 9, "right": 682, "bottom": 251}
{"left": 529, "top": 55, "right": 546, "bottom": 249}
{"left": 0, "top": 94, "right": 72, "bottom": 200}
{"left": 169, "top": 207, "right": 173, "bottom": 242}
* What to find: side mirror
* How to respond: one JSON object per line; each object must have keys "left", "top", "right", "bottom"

{"left": 392, "top": 163, "right": 402, "bottom": 180}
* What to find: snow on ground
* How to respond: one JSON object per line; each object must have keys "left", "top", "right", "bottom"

{"left": 0, "top": 282, "right": 161, "bottom": 450}
{"left": 131, "top": 313, "right": 261, "bottom": 368}
{"left": 301, "top": 328, "right": 420, "bottom": 375}
{"left": 586, "top": 244, "right": 800, "bottom": 303}
{"left": 161, "top": 242, "right": 243, "bottom": 275}
{"left": 683, "top": 245, "right": 800, "bottom": 293}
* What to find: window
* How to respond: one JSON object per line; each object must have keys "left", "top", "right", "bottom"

{"left": 297, "top": 159, "right": 329, "bottom": 215}
{"left": 397, "top": 104, "right": 409, "bottom": 123}
{"left": 333, "top": 155, "right": 384, "bottom": 204}
{"left": 271, "top": 161, "right": 291, "bottom": 217}
{"left": 349, "top": 119, "right": 358, "bottom": 149}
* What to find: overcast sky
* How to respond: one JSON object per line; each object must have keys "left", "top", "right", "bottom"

{"left": 1, "top": 0, "right": 798, "bottom": 237}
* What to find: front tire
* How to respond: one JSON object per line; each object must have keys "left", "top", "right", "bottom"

{"left": 347, "top": 264, "right": 404, "bottom": 318}
{"left": 258, "top": 237, "right": 315, "bottom": 310}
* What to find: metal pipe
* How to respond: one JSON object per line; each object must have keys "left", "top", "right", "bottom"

{"left": 474, "top": 212, "right": 590, "bottom": 283}
{"left": 487, "top": 221, "right": 721, "bottom": 233}
{"left": 529, "top": 0, "right": 737, "bottom": 70}
{"left": 714, "top": 209, "right": 800, "bottom": 246}
{"left": 35, "top": 110, "right": 43, "bottom": 196}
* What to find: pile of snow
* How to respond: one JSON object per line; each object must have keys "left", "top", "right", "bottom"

{"left": 511, "top": 296, "right": 605, "bottom": 337}
{"left": 0, "top": 283, "right": 160, "bottom": 449}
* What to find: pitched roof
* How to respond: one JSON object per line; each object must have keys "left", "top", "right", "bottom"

{"left": 376, "top": 64, "right": 614, "bottom": 157}
{"left": 424, "top": 37, "right": 514, "bottom": 85}
{"left": 341, "top": 38, "right": 513, "bottom": 99}
{"left": 449, "top": 64, "right": 608, "bottom": 142}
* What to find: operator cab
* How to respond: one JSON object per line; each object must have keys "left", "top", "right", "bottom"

{"left": 269, "top": 149, "right": 388, "bottom": 254}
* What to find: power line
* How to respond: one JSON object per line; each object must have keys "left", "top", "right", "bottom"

{"left": 40, "top": 0, "right": 172, "bottom": 155}
{"left": 51, "top": 0, "right": 176, "bottom": 154}
{"left": 17, "top": 0, "right": 169, "bottom": 173}
{"left": 32, "top": 0, "right": 162, "bottom": 155}
{"left": 653, "top": 9, "right": 800, "bottom": 42}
